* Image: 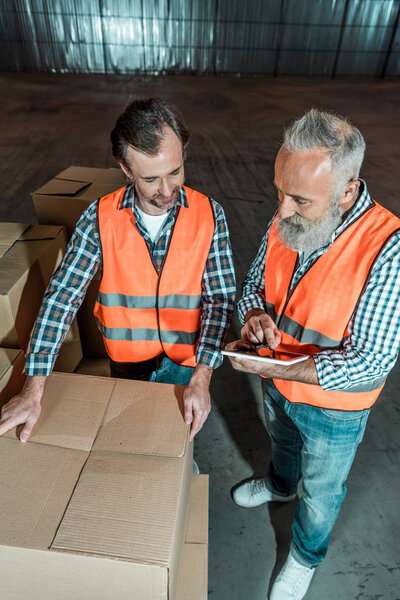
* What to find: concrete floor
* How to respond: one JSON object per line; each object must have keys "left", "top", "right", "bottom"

{"left": 1, "top": 72, "right": 399, "bottom": 599}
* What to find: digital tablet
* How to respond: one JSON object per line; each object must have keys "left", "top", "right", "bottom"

{"left": 221, "top": 348, "right": 309, "bottom": 365}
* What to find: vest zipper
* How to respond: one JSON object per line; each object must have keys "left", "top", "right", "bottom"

{"left": 271, "top": 254, "right": 299, "bottom": 359}
{"left": 154, "top": 206, "right": 181, "bottom": 352}
{"left": 276, "top": 254, "right": 299, "bottom": 330}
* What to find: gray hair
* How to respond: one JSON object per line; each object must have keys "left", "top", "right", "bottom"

{"left": 283, "top": 109, "right": 366, "bottom": 194}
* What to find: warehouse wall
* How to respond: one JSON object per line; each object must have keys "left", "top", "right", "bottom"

{"left": 1, "top": 0, "right": 400, "bottom": 77}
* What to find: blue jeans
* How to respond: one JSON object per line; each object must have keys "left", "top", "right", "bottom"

{"left": 263, "top": 379, "right": 370, "bottom": 567}
{"left": 148, "top": 356, "right": 194, "bottom": 385}
{"left": 110, "top": 355, "right": 194, "bottom": 385}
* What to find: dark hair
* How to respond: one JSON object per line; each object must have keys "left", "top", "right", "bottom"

{"left": 111, "top": 97, "right": 190, "bottom": 167}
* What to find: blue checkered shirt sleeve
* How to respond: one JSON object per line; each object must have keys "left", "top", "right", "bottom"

{"left": 237, "top": 222, "right": 273, "bottom": 324}
{"left": 314, "top": 232, "right": 400, "bottom": 391}
{"left": 197, "top": 199, "right": 236, "bottom": 368}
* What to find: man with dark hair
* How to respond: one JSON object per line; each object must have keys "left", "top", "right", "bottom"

{"left": 111, "top": 97, "right": 190, "bottom": 167}
{"left": 225, "top": 109, "right": 400, "bottom": 599}
{"left": 0, "top": 98, "right": 236, "bottom": 453}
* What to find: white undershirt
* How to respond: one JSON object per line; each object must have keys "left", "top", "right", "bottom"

{"left": 136, "top": 205, "right": 169, "bottom": 243}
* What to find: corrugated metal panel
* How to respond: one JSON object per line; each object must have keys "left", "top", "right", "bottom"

{"left": 0, "top": 0, "right": 399, "bottom": 77}
{"left": 336, "top": 0, "right": 399, "bottom": 76}
{"left": 277, "top": 0, "right": 345, "bottom": 76}
{"left": 385, "top": 18, "right": 400, "bottom": 76}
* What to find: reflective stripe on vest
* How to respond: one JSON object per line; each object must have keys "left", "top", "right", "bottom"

{"left": 94, "top": 186, "right": 215, "bottom": 365}
{"left": 95, "top": 317, "right": 200, "bottom": 345}
{"left": 264, "top": 201, "right": 400, "bottom": 410}
{"left": 97, "top": 292, "right": 202, "bottom": 310}
{"left": 264, "top": 301, "right": 342, "bottom": 349}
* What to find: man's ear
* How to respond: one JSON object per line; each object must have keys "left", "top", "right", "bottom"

{"left": 339, "top": 179, "right": 361, "bottom": 210}
{"left": 120, "top": 162, "right": 132, "bottom": 181}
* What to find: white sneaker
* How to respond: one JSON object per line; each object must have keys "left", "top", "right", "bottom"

{"left": 232, "top": 478, "right": 296, "bottom": 508}
{"left": 270, "top": 553, "right": 315, "bottom": 600}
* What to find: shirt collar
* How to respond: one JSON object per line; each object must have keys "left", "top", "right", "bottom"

{"left": 296, "top": 179, "right": 372, "bottom": 263}
{"left": 331, "top": 179, "right": 372, "bottom": 241}
{"left": 119, "top": 184, "right": 188, "bottom": 212}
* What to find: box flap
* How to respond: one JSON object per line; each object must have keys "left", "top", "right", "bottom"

{"left": 3, "top": 373, "right": 115, "bottom": 451}
{"left": 0, "top": 224, "right": 62, "bottom": 260}
{"left": 33, "top": 179, "right": 89, "bottom": 197}
{"left": 1, "top": 546, "right": 168, "bottom": 600}
{"left": 79, "top": 181, "right": 125, "bottom": 201}
{"left": 57, "top": 166, "right": 106, "bottom": 182}
{"left": 0, "top": 246, "right": 44, "bottom": 297}
{"left": 0, "top": 226, "right": 64, "bottom": 296}
{"left": 0, "top": 438, "right": 88, "bottom": 550}
{"left": 52, "top": 452, "right": 187, "bottom": 565}
{"left": 0, "top": 348, "right": 21, "bottom": 380}
{"left": 93, "top": 379, "right": 189, "bottom": 457}
{"left": 19, "top": 224, "right": 64, "bottom": 242}
{"left": 95, "top": 168, "right": 127, "bottom": 185}
{"left": 0, "top": 223, "right": 30, "bottom": 259}
{"left": 186, "top": 475, "right": 209, "bottom": 544}
{"left": 0, "top": 546, "right": 169, "bottom": 600}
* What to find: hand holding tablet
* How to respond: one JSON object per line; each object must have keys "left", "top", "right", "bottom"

{"left": 222, "top": 343, "right": 309, "bottom": 366}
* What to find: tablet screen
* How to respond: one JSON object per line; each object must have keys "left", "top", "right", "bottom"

{"left": 221, "top": 347, "right": 309, "bottom": 365}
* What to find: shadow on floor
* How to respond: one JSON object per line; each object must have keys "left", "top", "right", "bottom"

{"left": 267, "top": 499, "right": 299, "bottom": 596}
{"left": 211, "top": 358, "right": 272, "bottom": 478}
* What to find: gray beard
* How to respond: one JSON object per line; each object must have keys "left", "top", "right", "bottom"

{"left": 276, "top": 197, "right": 343, "bottom": 252}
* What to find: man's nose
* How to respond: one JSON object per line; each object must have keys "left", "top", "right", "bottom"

{"left": 160, "top": 179, "right": 172, "bottom": 198}
{"left": 278, "top": 196, "right": 296, "bottom": 219}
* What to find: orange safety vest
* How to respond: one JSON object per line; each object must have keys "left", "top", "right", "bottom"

{"left": 264, "top": 200, "right": 400, "bottom": 410}
{"left": 94, "top": 186, "right": 215, "bottom": 366}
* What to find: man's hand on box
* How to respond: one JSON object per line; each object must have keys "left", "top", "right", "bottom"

{"left": 0, "top": 375, "right": 46, "bottom": 442}
{"left": 241, "top": 308, "right": 282, "bottom": 348}
{"left": 183, "top": 364, "right": 212, "bottom": 441}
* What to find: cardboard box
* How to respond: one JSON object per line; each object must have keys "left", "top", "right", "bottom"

{"left": 32, "top": 166, "right": 127, "bottom": 238}
{"left": 0, "top": 348, "right": 25, "bottom": 404}
{"left": 176, "top": 475, "right": 209, "bottom": 600}
{"left": 185, "top": 475, "right": 209, "bottom": 545}
{"left": 177, "top": 544, "right": 208, "bottom": 600}
{"left": 0, "top": 373, "right": 193, "bottom": 600}
{"left": 0, "top": 223, "right": 83, "bottom": 372}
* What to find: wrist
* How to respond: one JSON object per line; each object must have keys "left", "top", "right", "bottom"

{"left": 244, "top": 307, "right": 266, "bottom": 322}
{"left": 22, "top": 375, "right": 47, "bottom": 399}
{"left": 190, "top": 364, "right": 213, "bottom": 387}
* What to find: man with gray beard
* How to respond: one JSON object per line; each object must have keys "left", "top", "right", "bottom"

{"left": 225, "top": 109, "right": 400, "bottom": 600}
{"left": 276, "top": 193, "right": 342, "bottom": 252}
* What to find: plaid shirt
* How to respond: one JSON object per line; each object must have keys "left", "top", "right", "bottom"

{"left": 26, "top": 185, "right": 236, "bottom": 375}
{"left": 238, "top": 181, "right": 400, "bottom": 392}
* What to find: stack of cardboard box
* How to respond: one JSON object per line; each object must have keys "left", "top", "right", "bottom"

{"left": 0, "top": 372, "right": 208, "bottom": 599}
{"left": 0, "top": 222, "right": 83, "bottom": 375}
